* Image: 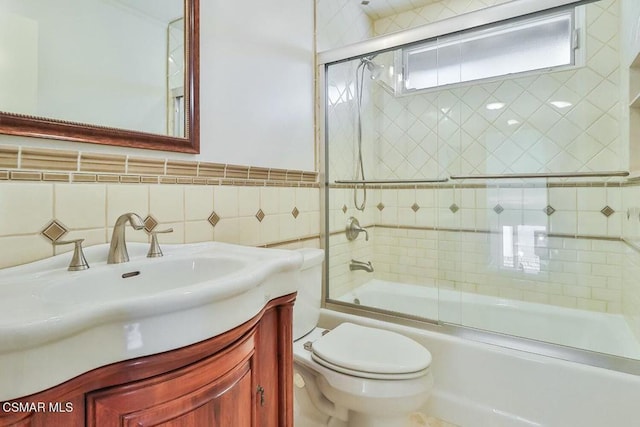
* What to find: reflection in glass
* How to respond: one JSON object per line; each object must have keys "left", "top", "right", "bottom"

{"left": 167, "top": 17, "right": 185, "bottom": 137}
{"left": 0, "top": 0, "right": 184, "bottom": 136}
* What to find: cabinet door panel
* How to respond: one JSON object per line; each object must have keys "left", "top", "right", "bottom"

{"left": 127, "top": 372, "right": 252, "bottom": 427}
{"left": 255, "top": 309, "right": 279, "bottom": 427}
{"left": 88, "top": 335, "right": 255, "bottom": 427}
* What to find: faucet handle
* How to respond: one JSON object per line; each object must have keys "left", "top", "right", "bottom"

{"left": 147, "top": 228, "right": 173, "bottom": 258}
{"left": 346, "top": 217, "right": 369, "bottom": 241}
{"left": 53, "top": 238, "right": 90, "bottom": 271}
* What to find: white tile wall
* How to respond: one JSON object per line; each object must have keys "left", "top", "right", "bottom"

{"left": 329, "top": 232, "right": 374, "bottom": 299}
{"left": 0, "top": 183, "right": 53, "bottom": 236}
{"left": 329, "top": 183, "right": 633, "bottom": 310}
{"left": 373, "top": 0, "right": 510, "bottom": 35}
{"left": 316, "top": 0, "right": 373, "bottom": 51}
{"left": 372, "top": 226, "right": 624, "bottom": 313}
{"left": 0, "top": 182, "right": 320, "bottom": 270}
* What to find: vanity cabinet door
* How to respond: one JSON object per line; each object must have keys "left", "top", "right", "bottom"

{"left": 254, "top": 308, "right": 279, "bottom": 427}
{"left": 86, "top": 332, "right": 256, "bottom": 427}
{"left": 254, "top": 298, "right": 294, "bottom": 427}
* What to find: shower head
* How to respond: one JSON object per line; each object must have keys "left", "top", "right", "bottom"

{"left": 360, "top": 56, "right": 384, "bottom": 80}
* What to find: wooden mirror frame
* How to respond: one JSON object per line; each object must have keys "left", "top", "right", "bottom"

{"left": 0, "top": 0, "right": 199, "bottom": 154}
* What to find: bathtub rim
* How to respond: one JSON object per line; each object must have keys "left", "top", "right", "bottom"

{"left": 324, "top": 298, "right": 640, "bottom": 376}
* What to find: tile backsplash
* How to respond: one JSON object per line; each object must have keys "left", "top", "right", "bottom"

{"left": 328, "top": 182, "right": 640, "bottom": 320}
{"left": 0, "top": 146, "right": 320, "bottom": 269}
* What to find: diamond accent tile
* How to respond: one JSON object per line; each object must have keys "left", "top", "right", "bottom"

{"left": 41, "top": 220, "right": 68, "bottom": 242}
{"left": 292, "top": 207, "right": 300, "bottom": 219}
{"left": 600, "top": 205, "right": 614, "bottom": 217}
{"left": 543, "top": 205, "right": 556, "bottom": 216}
{"left": 449, "top": 203, "right": 459, "bottom": 213}
{"left": 208, "top": 211, "right": 220, "bottom": 227}
{"left": 255, "top": 209, "right": 265, "bottom": 222}
{"left": 144, "top": 215, "right": 158, "bottom": 233}
{"left": 411, "top": 203, "right": 420, "bottom": 212}
{"left": 342, "top": 204, "right": 348, "bottom": 213}
{"left": 377, "top": 202, "right": 385, "bottom": 211}
{"left": 493, "top": 204, "right": 504, "bottom": 214}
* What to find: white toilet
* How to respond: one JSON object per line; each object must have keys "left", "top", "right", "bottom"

{"left": 293, "top": 248, "right": 434, "bottom": 427}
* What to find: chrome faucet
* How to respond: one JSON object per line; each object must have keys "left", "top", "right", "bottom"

{"left": 108, "top": 213, "right": 145, "bottom": 264}
{"left": 349, "top": 259, "right": 374, "bottom": 273}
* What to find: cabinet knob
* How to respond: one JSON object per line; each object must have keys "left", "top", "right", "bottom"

{"left": 256, "top": 385, "right": 265, "bottom": 407}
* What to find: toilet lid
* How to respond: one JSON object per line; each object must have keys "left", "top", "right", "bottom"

{"left": 311, "top": 323, "right": 431, "bottom": 379}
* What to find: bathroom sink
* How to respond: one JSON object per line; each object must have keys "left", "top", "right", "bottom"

{"left": 0, "top": 242, "right": 304, "bottom": 401}
{"left": 40, "top": 256, "right": 248, "bottom": 304}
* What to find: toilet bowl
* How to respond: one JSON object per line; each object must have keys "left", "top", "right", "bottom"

{"left": 293, "top": 249, "right": 433, "bottom": 427}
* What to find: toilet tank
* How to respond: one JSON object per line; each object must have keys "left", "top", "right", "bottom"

{"left": 292, "top": 248, "right": 324, "bottom": 341}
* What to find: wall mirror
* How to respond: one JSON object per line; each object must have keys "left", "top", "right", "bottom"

{"left": 0, "top": 0, "right": 199, "bottom": 153}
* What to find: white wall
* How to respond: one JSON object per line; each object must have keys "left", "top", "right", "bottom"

{"left": 199, "top": 0, "right": 315, "bottom": 170}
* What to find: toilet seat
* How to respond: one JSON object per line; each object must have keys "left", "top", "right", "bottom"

{"left": 310, "top": 323, "right": 432, "bottom": 380}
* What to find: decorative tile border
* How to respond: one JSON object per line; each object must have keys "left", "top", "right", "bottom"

{"left": 21, "top": 148, "right": 78, "bottom": 171}
{"left": 80, "top": 153, "right": 126, "bottom": 173}
{"left": 0, "top": 145, "right": 319, "bottom": 187}
{"left": 0, "top": 146, "right": 18, "bottom": 168}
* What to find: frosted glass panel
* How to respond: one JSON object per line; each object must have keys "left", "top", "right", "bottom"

{"left": 459, "top": 14, "right": 572, "bottom": 82}
{"left": 405, "top": 43, "right": 437, "bottom": 90}
{"left": 437, "top": 42, "right": 461, "bottom": 87}
{"left": 404, "top": 10, "right": 574, "bottom": 92}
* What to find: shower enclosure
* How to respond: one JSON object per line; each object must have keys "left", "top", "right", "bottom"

{"left": 321, "top": 0, "right": 640, "bottom": 373}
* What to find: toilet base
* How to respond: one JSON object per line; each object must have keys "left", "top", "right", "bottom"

{"left": 294, "top": 367, "right": 432, "bottom": 427}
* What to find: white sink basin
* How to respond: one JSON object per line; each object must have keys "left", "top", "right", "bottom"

{"left": 40, "top": 256, "right": 247, "bottom": 303}
{"left": 0, "top": 242, "right": 303, "bottom": 401}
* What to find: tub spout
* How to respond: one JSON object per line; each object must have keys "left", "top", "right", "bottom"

{"left": 349, "top": 259, "right": 374, "bottom": 273}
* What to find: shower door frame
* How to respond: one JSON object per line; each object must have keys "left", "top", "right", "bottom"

{"left": 318, "top": 0, "right": 640, "bottom": 375}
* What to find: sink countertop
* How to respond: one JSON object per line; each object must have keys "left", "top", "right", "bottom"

{"left": 0, "top": 242, "right": 303, "bottom": 401}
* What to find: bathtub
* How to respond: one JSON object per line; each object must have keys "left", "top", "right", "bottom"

{"left": 335, "top": 279, "right": 640, "bottom": 360}
{"left": 319, "top": 306, "right": 640, "bottom": 427}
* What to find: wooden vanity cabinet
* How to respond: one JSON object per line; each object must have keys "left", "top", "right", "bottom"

{"left": 0, "top": 293, "right": 295, "bottom": 427}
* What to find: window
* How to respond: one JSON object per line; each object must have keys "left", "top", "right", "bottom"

{"left": 401, "top": 8, "right": 582, "bottom": 94}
